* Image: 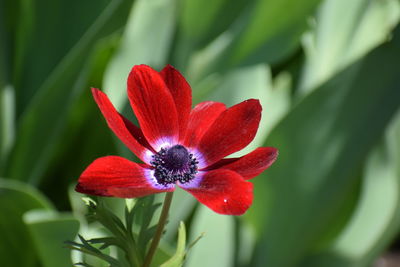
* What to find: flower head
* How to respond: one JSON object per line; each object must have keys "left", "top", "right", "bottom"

{"left": 76, "top": 65, "right": 277, "bottom": 215}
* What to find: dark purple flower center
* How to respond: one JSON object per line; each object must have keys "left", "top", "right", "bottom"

{"left": 151, "top": 145, "right": 198, "bottom": 185}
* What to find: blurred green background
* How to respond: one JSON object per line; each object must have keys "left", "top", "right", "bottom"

{"left": 1, "top": 0, "right": 400, "bottom": 266}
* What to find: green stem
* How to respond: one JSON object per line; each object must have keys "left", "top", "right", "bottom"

{"left": 127, "top": 239, "right": 141, "bottom": 267}
{"left": 233, "top": 217, "right": 241, "bottom": 267}
{"left": 142, "top": 192, "right": 174, "bottom": 267}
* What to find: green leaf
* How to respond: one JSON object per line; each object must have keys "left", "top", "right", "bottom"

{"left": 23, "top": 210, "right": 80, "bottom": 267}
{"left": 0, "top": 0, "right": 17, "bottom": 174}
{"left": 179, "top": 0, "right": 248, "bottom": 46}
{"left": 134, "top": 195, "right": 162, "bottom": 257}
{"left": 174, "top": 0, "right": 249, "bottom": 68}
{"left": 247, "top": 25, "right": 400, "bottom": 267}
{"left": 0, "top": 179, "right": 53, "bottom": 267}
{"left": 0, "top": 85, "right": 15, "bottom": 173}
{"left": 185, "top": 206, "right": 234, "bottom": 267}
{"left": 301, "top": 110, "right": 400, "bottom": 267}
{"left": 0, "top": 0, "right": 17, "bottom": 87}
{"left": 8, "top": 0, "right": 132, "bottom": 184}
{"left": 66, "top": 235, "right": 122, "bottom": 267}
{"left": 299, "top": 0, "right": 400, "bottom": 94}
{"left": 68, "top": 226, "right": 112, "bottom": 267}
{"left": 103, "top": 0, "right": 176, "bottom": 110}
{"left": 225, "top": 0, "right": 321, "bottom": 67}
{"left": 87, "top": 199, "right": 127, "bottom": 241}
{"left": 13, "top": 0, "right": 112, "bottom": 113}
{"left": 67, "top": 197, "right": 131, "bottom": 267}
{"left": 160, "top": 221, "right": 187, "bottom": 267}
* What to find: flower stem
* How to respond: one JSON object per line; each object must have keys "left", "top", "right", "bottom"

{"left": 143, "top": 191, "right": 174, "bottom": 267}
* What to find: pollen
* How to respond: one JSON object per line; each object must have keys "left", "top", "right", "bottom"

{"left": 151, "top": 145, "right": 198, "bottom": 185}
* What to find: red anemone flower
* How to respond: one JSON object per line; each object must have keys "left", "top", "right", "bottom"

{"left": 76, "top": 64, "right": 277, "bottom": 215}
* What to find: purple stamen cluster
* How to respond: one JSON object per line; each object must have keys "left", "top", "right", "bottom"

{"left": 151, "top": 145, "right": 198, "bottom": 185}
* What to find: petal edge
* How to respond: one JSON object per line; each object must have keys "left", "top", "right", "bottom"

{"left": 180, "top": 169, "right": 253, "bottom": 215}
{"left": 127, "top": 65, "right": 179, "bottom": 150}
{"left": 198, "top": 99, "right": 262, "bottom": 167}
{"left": 205, "top": 147, "right": 278, "bottom": 179}
{"left": 183, "top": 101, "right": 226, "bottom": 149}
{"left": 91, "top": 88, "right": 152, "bottom": 163}
{"left": 160, "top": 65, "right": 192, "bottom": 141}
{"left": 76, "top": 156, "right": 174, "bottom": 198}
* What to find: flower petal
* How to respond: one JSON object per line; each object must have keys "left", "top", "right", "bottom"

{"left": 76, "top": 156, "right": 174, "bottom": 198}
{"left": 92, "top": 88, "right": 153, "bottom": 163}
{"left": 183, "top": 101, "right": 226, "bottom": 148}
{"left": 160, "top": 65, "right": 192, "bottom": 141}
{"left": 198, "top": 99, "right": 262, "bottom": 167}
{"left": 127, "top": 65, "right": 179, "bottom": 150}
{"left": 204, "top": 147, "right": 278, "bottom": 179}
{"left": 180, "top": 170, "right": 253, "bottom": 215}
{"left": 121, "top": 115, "right": 154, "bottom": 153}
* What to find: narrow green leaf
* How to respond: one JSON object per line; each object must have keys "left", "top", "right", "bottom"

{"left": 75, "top": 263, "right": 96, "bottom": 267}
{"left": 23, "top": 210, "right": 80, "bottom": 267}
{"left": 0, "top": 0, "right": 17, "bottom": 174}
{"left": 89, "top": 199, "right": 127, "bottom": 241}
{"left": 135, "top": 195, "right": 162, "bottom": 257}
{"left": 88, "top": 237, "right": 123, "bottom": 250}
{"left": 67, "top": 235, "right": 122, "bottom": 267}
{"left": 69, "top": 228, "right": 112, "bottom": 267}
{"left": 160, "top": 221, "right": 187, "bottom": 267}
{"left": 0, "top": 85, "right": 15, "bottom": 172}
{"left": 124, "top": 199, "right": 138, "bottom": 236}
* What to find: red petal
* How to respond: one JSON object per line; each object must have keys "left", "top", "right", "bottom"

{"left": 205, "top": 147, "right": 278, "bottom": 179}
{"left": 92, "top": 88, "right": 153, "bottom": 163}
{"left": 160, "top": 65, "right": 192, "bottom": 141}
{"left": 127, "top": 65, "right": 179, "bottom": 150}
{"left": 198, "top": 99, "right": 262, "bottom": 167}
{"left": 76, "top": 156, "right": 174, "bottom": 198}
{"left": 180, "top": 170, "right": 253, "bottom": 215}
{"left": 121, "top": 116, "right": 154, "bottom": 153}
{"left": 183, "top": 101, "right": 226, "bottom": 149}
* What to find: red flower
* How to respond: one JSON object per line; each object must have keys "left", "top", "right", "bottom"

{"left": 76, "top": 65, "right": 277, "bottom": 215}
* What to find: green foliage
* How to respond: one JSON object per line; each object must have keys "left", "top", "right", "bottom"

{"left": 67, "top": 196, "right": 164, "bottom": 267}
{"left": 161, "top": 221, "right": 203, "bottom": 267}
{"left": 247, "top": 24, "right": 400, "bottom": 267}
{"left": 303, "top": 110, "right": 400, "bottom": 267}
{"left": 0, "top": 179, "right": 79, "bottom": 267}
{"left": 1, "top": 0, "right": 400, "bottom": 266}
{"left": 299, "top": 0, "right": 400, "bottom": 94}
{"left": 23, "top": 210, "right": 80, "bottom": 267}
{"left": 7, "top": 0, "right": 133, "bottom": 185}
{"left": 225, "top": 0, "right": 321, "bottom": 66}
{"left": 0, "top": 179, "right": 53, "bottom": 266}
